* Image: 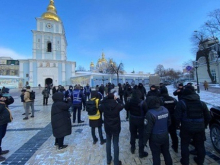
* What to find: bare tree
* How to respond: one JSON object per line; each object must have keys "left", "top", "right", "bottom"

{"left": 77, "top": 65, "right": 86, "bottom": 71}
{"left": 154, "top": 64, "right": 165, "bottom": 77}
{"left": 192, "top": 30, "right": 216, "bottom": 83}
{"left": 191, "top": 9, "right": 220, "bottom": 83}
{"left": 206, "top": 9, "right": 220, "bottom": 36}
{"left": 164, "top": 68, "right": 182, "bottom": 80}
{"left": 106, "top": 59, "right": 124, "bottom": 85}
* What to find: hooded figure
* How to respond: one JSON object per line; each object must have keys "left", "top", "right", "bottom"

{"left": 51, "top": 92, "right": 72, "bottom": 149}
{"left": 174, "top": 86, "right": 211, "bottom": 165}
{"left": 147, "top": 85, "right": 160, "bottom": 97}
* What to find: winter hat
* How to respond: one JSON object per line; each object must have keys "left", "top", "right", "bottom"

{"left": 146, "top": 96, "right": 161, "bottom": 109}
{"left": 151, "top": 85, "right": 156, "bottom": 88}
{"left": 182, "top": 86, "right": 195, "bottom": 95}
{"left": 108, "top": 93, "right": 114, "bottom": 99}
{"left": 178, "top": 83, "right": 183, "bottom": 87}
{"left": 52, "top": 92, "right": 64, "bottom": 102}
{"left": 160, "top": 86, "right": 168, "bottom": 95}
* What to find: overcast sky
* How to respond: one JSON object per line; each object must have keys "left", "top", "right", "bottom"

{"left": 0, "top": 0, "right": 220, "bottom": 73}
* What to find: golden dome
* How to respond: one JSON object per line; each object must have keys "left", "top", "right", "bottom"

{"left": 98, "top": 59, "right": 102, "bottom": 64}
{"left": 41, "top": 0, "right": 61, "bottom": 21}
{"left": 101, "top": 52, "right": 107, "bottom": 63}
{"left": 90, "top": 62, "right": 94, "bottom": 67}
{"left": 109, "top": 59, "right": 113, "bottom": 65}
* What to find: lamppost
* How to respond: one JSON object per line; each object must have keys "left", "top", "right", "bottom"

{"left": 102, "top": 76, "right": 105, "bottom": 85}
{"left": 213, "top": 51, "right": 220, "bottom": 85}
{"left": 193, "top": 61, "right": 200, "bottom": 93}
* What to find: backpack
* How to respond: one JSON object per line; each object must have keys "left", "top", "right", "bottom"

{"left": 86, "top": 99, "right": 98, "bottom": 115}
{"left": 29, "top": 91, "right": 35, "bottom": 100}
{"left": 180, "top": 100, "right": 204, "bottom": 119}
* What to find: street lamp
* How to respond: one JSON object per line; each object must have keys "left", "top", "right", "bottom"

{"left": 102, "top": 76, "right": 105, "bottom": 85}
{"left": 213, "top": 51, "right": 220, "bottom": 85}
{"left": 193, "top": 61, "right": 200, "bottom": 93}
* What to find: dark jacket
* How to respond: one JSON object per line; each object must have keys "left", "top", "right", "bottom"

{"left": 118, "top": 85, "right": 124, "bottom": 96}
{"left": 174, "top": 93, "right": 211, "bottom": 132}
{"left": 20, "top": 93, "right": 25, "bottom": 102}
{"left": 0, "top": 96, "right": 14, "bottom": 126}
{"left": 138, "top": 85, "right": 147, "bottom": 100}
{"left": 144, "top": 106, "right": 171, "bottom": 143}
{"left": 51, "top": 93, "right": 72, "bottom": 138}
{"left": 147, "top": 89, "right": 160, "bottom": 97}
{"left": 42, "top": 88, "right": 50, "bottom": 98}
{"left": 173, "top": 88, "right": 184, "bottom": 101}
{"left": 125, "top": 98, "right": 147, "bottom": 118}
{"left": 99, "top": 96, "right": 124, "bottom": 135}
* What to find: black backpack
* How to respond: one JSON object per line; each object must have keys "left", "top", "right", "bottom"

{"left": 29, "top": 91, "right": 35, "bottom": 100}
{"left": 180, "top": 100, "right": 204, "bottom": 119}
{"left": 86, "top": 99, "right": 98, "bottom": 115}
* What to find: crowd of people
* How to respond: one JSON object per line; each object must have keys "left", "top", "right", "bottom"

{"left": 0, "top": 82, "right": 211, "bottom": 164}
{"left": 49, "top": 81, "right": 211, "bottom": 165}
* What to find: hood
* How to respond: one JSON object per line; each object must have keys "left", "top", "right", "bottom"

{"left": 52, "top": 92, "right": 64, "bottom": 102}
{"left": 146, "top": 96, "right": 161, "bottom": 109}
{"left": 160, "top": 86, "right": 168, "bottom": 95}
{"left": 181, "top": 93, "right": 200, "bottom": 101}
{"left": 69, "top": 86, "right": 73, "bottom": 90}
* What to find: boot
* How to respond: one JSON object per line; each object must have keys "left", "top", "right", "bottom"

{"left": 139, "top": 151, "right": 148, "bottom": 158}
{"left": 0, "top": 156, "right": 5, "bottom": 162}
{"left": 58, "top": 145, "right": 68, "bottom": 150}
{"left": 100, "top": 139, "right": 106, "bottom": 145}
{"left": 0, "top": 150, "right": 9, "bottom": 155}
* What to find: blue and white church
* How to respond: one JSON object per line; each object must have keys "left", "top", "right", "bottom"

{"left": 19, "top": 0, "right": 76, "bottom": 87}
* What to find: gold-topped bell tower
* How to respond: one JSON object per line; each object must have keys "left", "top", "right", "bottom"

{"left": 41, "top": 0, "right": 60, "bottom": 22}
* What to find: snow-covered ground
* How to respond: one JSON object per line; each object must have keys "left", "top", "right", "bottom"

{"left": 166, "top": 85, "right": 220, "bottom": 108}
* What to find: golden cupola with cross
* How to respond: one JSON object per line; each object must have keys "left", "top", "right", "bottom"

{"left": 41, "top": 0, "right": 61, "bottom": 22}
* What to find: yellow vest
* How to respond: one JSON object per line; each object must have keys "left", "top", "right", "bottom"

{"left": 88, "top": 98, "right": 101, "bottom": 120}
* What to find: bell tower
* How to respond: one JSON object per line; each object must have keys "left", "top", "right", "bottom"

{"left": 32, "top": 0, "right": 67, "bottom": 61}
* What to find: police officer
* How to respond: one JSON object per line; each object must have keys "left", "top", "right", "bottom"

{"left": 174, "top": 86, "right": 211, "bottom": 165}
{"left": 72, "top": 85, "right": 84, "bottom": 123}
{"left": 173, "top": 83, "right": 184, "bottom": 101}
{"left": 144, "top": 96, "right": 172, "bottom": 165}
{"left": 146, "top": 85, "right": 160, "bottom": 97}
{"left": 160, "top": 86, "right": 178, "bottom": 153}
{"left": 125, "top": 89, "right": 148, "bottom": 158}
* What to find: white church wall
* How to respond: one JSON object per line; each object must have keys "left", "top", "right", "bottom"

{"left": 38, "top": 68, "right": 58, "bottom": 87}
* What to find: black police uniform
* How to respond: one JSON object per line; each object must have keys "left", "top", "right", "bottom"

{"left": 125, "top": 95, "right": 148, "bottom": 157}
{"left": 160, "top": 87, "right": 178, "bottom": 153}
{"left": 144, "top": 96, "right": 172, "bottom": 165}
{"left": 174, "top": 87, "right": 211, "bottom": 165}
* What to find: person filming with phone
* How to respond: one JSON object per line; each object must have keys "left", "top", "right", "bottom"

{"left": 99, "top": 89, "right": 124, "bottom": 165}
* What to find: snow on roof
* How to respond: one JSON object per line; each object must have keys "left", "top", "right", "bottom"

{"left": 0, "top": 75, "right": 22, "bottom": 79}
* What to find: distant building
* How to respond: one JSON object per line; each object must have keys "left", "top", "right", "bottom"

{"left": 196, "top": 37, "right": 220, "bottom": 83}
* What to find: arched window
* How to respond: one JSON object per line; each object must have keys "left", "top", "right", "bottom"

{"left": 47, "top": 42, "right": 52, "bottom": 52}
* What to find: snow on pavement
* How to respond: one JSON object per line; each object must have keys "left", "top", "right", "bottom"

{"left": 166, "top": 85, "right": 220, "bottom": 108}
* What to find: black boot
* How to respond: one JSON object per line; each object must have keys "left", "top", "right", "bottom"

{"left": 93, "top": 138, "right": 98, "bottom": 144}
{"left": 139, "top": 151, "right": 148, "bottom": 158}
{"left": 0, "top": 156, "right": 5, "bottom": 162}
{"left": 100, "top": 139, "right": 106, "bottom": 145}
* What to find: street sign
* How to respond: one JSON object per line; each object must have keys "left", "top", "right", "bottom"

{"left": 186, "top": 66, "right": 192, "bottom": 71}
